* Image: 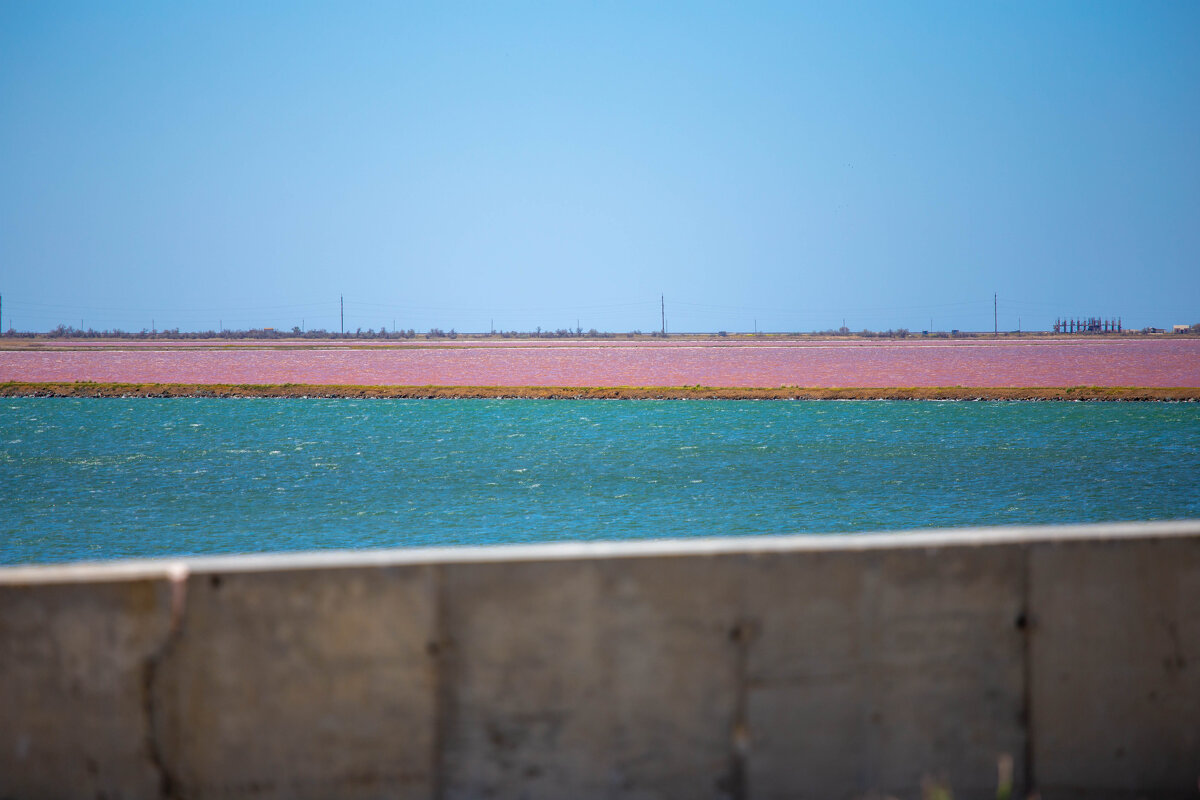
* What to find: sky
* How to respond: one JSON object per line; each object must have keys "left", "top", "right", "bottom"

{"left": 1, "top": 2, "right": 1198, "bottom": 334}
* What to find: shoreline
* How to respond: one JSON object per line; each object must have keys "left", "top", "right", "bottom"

{"left": 2, "top": 382, "right": 1198, "bottom": 401}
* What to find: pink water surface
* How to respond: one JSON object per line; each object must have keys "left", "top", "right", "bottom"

{"left": 2, "top": 339, "right": 1197, "bottom": 387}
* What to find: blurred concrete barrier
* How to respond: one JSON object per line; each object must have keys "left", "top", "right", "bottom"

{"left": 2, "top": 521, "right": 1197, "bottom": 799}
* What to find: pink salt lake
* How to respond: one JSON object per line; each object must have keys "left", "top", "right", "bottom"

{"left": 3, "top": 338, "right": 1198, "bottom": 388}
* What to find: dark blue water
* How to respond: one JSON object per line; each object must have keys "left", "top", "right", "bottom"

{"left": 2, "top": 398, "right": 1198, "bottom": 564}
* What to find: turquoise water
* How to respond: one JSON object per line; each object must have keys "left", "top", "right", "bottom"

{"left": 2, "top": 398, "right": 1198, "bottom": 565}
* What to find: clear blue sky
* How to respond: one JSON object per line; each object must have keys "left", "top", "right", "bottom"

{"left": 2, "top": 2, "right": 1197, "bottom": 333}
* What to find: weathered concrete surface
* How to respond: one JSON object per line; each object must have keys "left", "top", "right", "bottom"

{"left": 153, "top": 565, "right": 439, "bottom": 800}
{"left": 742, "top": 544, "right": 1027, "bottom": 800}
{"left": 0, "top": 575, "right": 174, "bottom": 799}
{"left": 1030, "top": 537, "right": 1200, "bottom": 799}
{"left": 439, "top": 555, "right": 743, "bottom": 800}
{"left": 1, "top": 521, "right": 1198, "bottom": 800}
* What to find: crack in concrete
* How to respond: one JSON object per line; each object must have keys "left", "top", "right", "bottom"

{"left": 1020, "top": 547, "right": 1036, "bottom": 797}
{"left": 429, "top": 564, "right": 449, "bottom": 800}
{"left": 142, "top": 563, "right": 189, "bottom": 800}
{"left": 723, "top": 617, "right": 759, "bottom": 800}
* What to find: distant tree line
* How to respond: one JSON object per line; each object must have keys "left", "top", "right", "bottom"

{"left": 1, "top": 325, "right": 426, "bottom": 340}
{"left": 2, "top": 323, "right": 1194, "bottom": 340}
{"left": 3, "top": 324, "right": 629, "bottom": 340}
{"left": 815, "top": 327, "right": 913, "bottom": 338}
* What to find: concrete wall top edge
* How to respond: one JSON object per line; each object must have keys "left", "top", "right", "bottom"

{"left": 2, "top": 519, "right": 1198, "bottom": 585}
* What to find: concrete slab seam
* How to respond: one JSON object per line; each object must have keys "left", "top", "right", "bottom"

{"left": 142, "top": 563, "right": 189, "bottom": 800}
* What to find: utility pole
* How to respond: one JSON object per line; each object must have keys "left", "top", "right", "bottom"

{"left": 994, "top": 293, "right": 997, "bottom": 335}
{"left": 661, "top": 295, "right": 665, "bottom": 336}
{"left": 1, "top": 294, "right": 4, "bottom": 334}
{"left": 340, "top": 295, "right": 344, "bottom": 335}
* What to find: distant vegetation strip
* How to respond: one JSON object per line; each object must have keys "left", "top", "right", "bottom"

{"left": 6, "top": 322, "right": 1200, "bottom": 340}
{"left": 2, "top": 382, "right": 1198, "bottom": 401}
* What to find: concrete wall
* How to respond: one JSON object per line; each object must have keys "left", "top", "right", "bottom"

{"left": 1, "top": 521, "right": 1197, "bottom": 800}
